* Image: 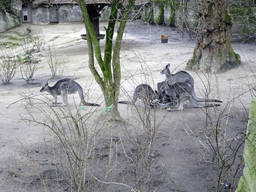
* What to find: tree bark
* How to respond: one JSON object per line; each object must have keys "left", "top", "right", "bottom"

{"left": 186, "top": 0, "right": 241, "bottom": 73}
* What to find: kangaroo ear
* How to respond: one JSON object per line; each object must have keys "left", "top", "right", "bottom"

{"left": 166, "top": 63, "right": 170, "bottom": 68}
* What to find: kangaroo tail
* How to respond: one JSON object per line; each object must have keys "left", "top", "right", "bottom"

{"left": 83, "top": 102, "right": 100, "bottom": 106}
{"left": 203, "top": 103, "right": 221, "bottom": 108}
{"left": 205, "top": 99, "right": 222, "bottom": 103}
{"left": 191, "top": 90, "right": 222, "bottom": 103}
{"left": 118, "top": 101, "right": 133, "bottom": 105}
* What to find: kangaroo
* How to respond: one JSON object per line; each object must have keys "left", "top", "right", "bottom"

{"left": 40, "top": 78, "right": 100, "bottom": 107}
{"left": 163, "top": 81, "right": 222, "bottom": 111}
{"left": 160, "top": 63, "right": 194, "bottom": 88}
{"left": 160, "top": 63, "right": 222, "bottom": 104}
{"left": 118, "top": 84, "right": 159, "bottom": 107}
{"left": 156, "top": 81, "right": 172, "bottom": 104}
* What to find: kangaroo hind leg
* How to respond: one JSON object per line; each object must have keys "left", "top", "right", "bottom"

{"left": 58, "top": 86, "right": 68, "bottom": 106}
{"left": 189, "top": 97, "right": 203, "bottom": 108}
{"left": 50, "top": 93, "right": 63, "bottom": 107}
{"left": 167, "top": 98, "right": 184, "bottom": 111}
{"left": 77, "top": 87, "right": 86, "bottom": 105}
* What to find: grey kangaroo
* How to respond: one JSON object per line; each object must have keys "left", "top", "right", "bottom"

{"left": 162, "top": 81, "right": 222, "bottom": 111}
{"left": 160, "top": 64, "right": 194, "bottom": 89}
{"left": 118, "top": 84, "right": 158, "bottom": 107}
{"left": 162, "top": 81, "right": 199, "bottom": 110}
{"left": 159, "top": 64, "right": 222, "bottom": 106}
{"left": 40, "top": 78, "right": 100, "bottom": 107}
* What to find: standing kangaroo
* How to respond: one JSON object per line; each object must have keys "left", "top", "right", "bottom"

{"left": 158, "top": 64, "right": 194, "bottom": 96}
{"left": 159, "top": 64, "right": 222, "bottom": 110}
{"left": 40, "top": 78, "right": 100, "bottom": 107}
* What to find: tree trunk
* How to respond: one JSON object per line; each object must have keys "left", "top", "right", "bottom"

{"left": 186, "top": 0, "right": 241, "bottom": 73}
{"left": 78, "top": 0, "right": 134, "bottom": 120}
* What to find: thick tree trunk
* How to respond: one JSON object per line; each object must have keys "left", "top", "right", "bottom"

{"left": 186, "top": 0, "right": 241, "bottom": 73}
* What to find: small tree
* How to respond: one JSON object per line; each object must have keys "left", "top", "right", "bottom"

{"left": 77, "top": 0, "right": 137, "bottom": 120}
{"left": 186, "top": 0, "right": 241, "bottom": 73}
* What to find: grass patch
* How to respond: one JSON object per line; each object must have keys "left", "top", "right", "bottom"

{"left": 14, "top": 31, "right": 26, "bottom": 37}
{"left": 8, "top": 35, "right": 21, "bottom": 41}
{"left": 49, "top": 35, "right": 60, "bottom": 42}
{"left": 0, "top": 42, "right": 20, "bottom": 47}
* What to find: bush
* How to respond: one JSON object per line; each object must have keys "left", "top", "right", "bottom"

{"left": 18, "top": 53, "right": 39, "bottom": 83}
{"left": 0, "top": 50, "right": 17, "bottom": 85}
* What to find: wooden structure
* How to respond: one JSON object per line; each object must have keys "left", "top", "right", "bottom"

{"left": 81, "top": 3, "right": 110, "bottom": 41}
{"left": 81, "top": 0, "right": 148, "bottom": 41}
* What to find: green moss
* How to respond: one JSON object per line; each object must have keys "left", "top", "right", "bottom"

{"left": 167, "top": 12, "right": 175, "bottom": 26}
{"left": 225, "top": 9, "right": 233, "bottom": 26}
{"left": 236, "top": 176, "right": 250, "bottom": 192}
{"left": 186, "top": 58, "right": 198, "bottom": 70}
{"left": 242, "top": 26, "right": 252, "bottom": 35}
{"left": 156, "top": 3, "right": 164, "bottom": 25}
{"left": 167, "top": 2, "right": 181, "bottom": 26}
{"left": 230, "top": 7, "right": 256, "bottom": 37}
{"left": 186, "top": 47, "right": 201, "bottom": 70}
{"left": 230, "top": 46, "right": 241, "bottom": 66}
{"left": 0, "top": 41, "right": 19, "bottom": 47}
{"left": 14, "top": 31, "right": 26, "bottom": 37}
{"left": 236, "top": 99, "right": 256, "bottom": 192}
{"left": 145, "top": 4, "right": 154, "bottom": 24}
{"left": 8, "top": 35, "right": 20, "bottom": 41}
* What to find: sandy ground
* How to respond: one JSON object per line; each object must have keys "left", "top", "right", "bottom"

{"left": 0, "top": 21, "right": 255, "bottom": 191}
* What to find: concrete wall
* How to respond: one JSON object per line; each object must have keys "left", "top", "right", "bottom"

{"left": 0, "top": 0, "right": 22, "bottom": 32}
{"left": 58, "top": 5, "right": 83, "bottom": 23}
{"left": 31, "top": 7, "right": 50, "bottom": 24}
{"left": 0, "top": 11, "right": 21, "bottom": 33}
{"left": 23, "top": 4, "right": 83, "bottom": 24}
{"left": 100, "top": 3, "right": 176, "bottom": 26}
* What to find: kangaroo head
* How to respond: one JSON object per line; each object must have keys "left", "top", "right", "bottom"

{"left": 160, "top": 63, "right": 171, "bottom": 75}
{"left": 40, "top": 83, "right": 49, "bottom": 92}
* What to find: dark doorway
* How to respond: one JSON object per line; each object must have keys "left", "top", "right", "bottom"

{"left": 50, "top": 7, "right": 58, "bottom": 23}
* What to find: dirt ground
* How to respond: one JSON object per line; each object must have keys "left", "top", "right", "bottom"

{"left": 0, "top": 21, "right": 255, "bottom": 191}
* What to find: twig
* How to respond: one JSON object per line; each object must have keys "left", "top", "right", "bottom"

{"left": 90, "top": 171, "right": 134, "bottom": 190}
{"left": 6, "top": 93, "right": 42, "bottom": 109}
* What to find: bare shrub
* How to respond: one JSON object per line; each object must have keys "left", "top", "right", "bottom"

{"left": 21, "top": 34, "right": 34, "bottom": 55}
{"left": 0, "top": 50, "right": 17, "bottom": 85}
{"left": 20, "top": 63, "right": 247, "bottom": 191}
{"left": 21, "top": 65, "right": 171, "bottom": 191}
{"left": 121, "top": 104, "right": 168, "bottom": 191}
{"left": 18, "top": 53, "right": 39, "bottom": 83}
{"left": 32, "top": 34, "right": 45, "bottom": 52}
{"left": 21, "top": 27, "right": 45, "bottom": 54}
{"left": 189, "top": 73, "right": 247, "bottom": 191}
{"left": 17, "top": 27, "right": 44, "bottom": 83}
{"left": 45, "top": 45, "right": 66, "bottom": 78}
{"left": 203, "top": 106, "right": 246, "bottom": 191}
{"left": 22, "top": 98, "right": 100, "bottom": 191}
